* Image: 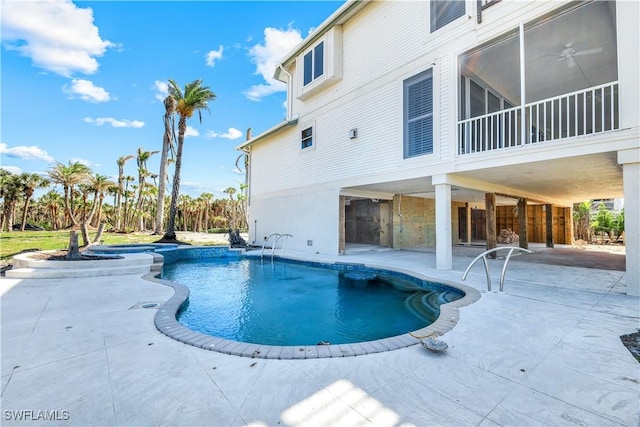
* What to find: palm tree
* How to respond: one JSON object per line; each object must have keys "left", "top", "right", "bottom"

{"left": 122, "top": 176, "right": 135, "bottom": 229}
{"left": 40, "top": 190, "right": 63, "bottom": 230}
{"left": 0, "top": 170, "right": 22, "bottom": 232}
{"left": 161, "top": 79, "right": 216, "bottom": 241}
{"left": 199, "top": 192, "right": 214, "bottom": 233}
{"left": 134, "top": 147, "right": 159, "bottom": 231}
{"left": 115, "top": 155, "right": 134, "bottom": 231}
{"left": 224, "top": 186, "right": 237, "bottom": 229}
{"left": 155, "top": 94, "right": 176, "bottom": 234}
{"left": 18, "top": 173, "right": 50, "bottom": 231}
{"left": 86, "top": 174, "right": 115, "bottom": 227}
{"left": 238, "top": 183, "right": 248, "bottom": 230}
{"left": 47, "top": 161, "right": 92, "bottom": 227}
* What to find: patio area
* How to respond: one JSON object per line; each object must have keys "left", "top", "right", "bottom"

{"left": 1, "top": 245, "right": 638, "bottom": 426}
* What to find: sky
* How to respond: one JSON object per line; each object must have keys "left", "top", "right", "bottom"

{"left": 0, "top": 0, "right": 344, "bottom": 198}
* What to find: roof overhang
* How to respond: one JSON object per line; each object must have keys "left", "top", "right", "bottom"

{"left": 235, "top": 116, "right": 299, "bottom": 152}
{"left": 274, "top": 0, "right": 369, "bottom": 83}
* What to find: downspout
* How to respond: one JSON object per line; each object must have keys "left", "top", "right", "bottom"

{"left": 277, "top": 64, "right": 293, "bottom": 121}
{"left": 519, "top": 22, "right": 526, "bottom": 145}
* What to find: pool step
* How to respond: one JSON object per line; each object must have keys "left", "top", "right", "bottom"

{"left": 6, "top": 253, "right": 155, "bottom": 279}
{"left": 5, "top": 264, "right": 152, "bottom": 279}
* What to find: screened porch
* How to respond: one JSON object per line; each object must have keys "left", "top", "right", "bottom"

{"left": 457, "top": 1, "right": 620, "bottom": 155}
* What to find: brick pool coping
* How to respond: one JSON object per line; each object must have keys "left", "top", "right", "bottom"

{"left": 144, "top": 249, "right": 481, "bottom": 359}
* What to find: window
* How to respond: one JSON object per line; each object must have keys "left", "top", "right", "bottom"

{"left": 404, "top": 69, "right": 433, "bottom": 158}
{"left": 303, "top": 42, "right": 324, "bottom": 86}
{"left": 431, "top": 0, "right": 465, "bottom": 32}
{"left": 301, "top": 126, "right": 313, "bottom": 149}
{"left": 296, "top": 27, "right": 342, "bottom": 100}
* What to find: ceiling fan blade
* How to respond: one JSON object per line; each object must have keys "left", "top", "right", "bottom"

{"left": 566, "top": 56, "right": 577, "bottom": 68}
{"left": 573, "top": 47, "right": 603, "bottom": 56}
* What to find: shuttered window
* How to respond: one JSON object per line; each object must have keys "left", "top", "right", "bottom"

{"left": 404, "top": 70, "right": 433, "bottom": 158}
{"left": 431, "top": 0, "right": 465, "bottom": 32}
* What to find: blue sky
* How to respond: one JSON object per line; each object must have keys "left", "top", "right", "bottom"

{"left": 1, "top": 0, "right": 343, "bottom": 197}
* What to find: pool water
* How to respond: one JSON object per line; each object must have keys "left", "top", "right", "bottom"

{"left": 162, "top": 258, "right": 462, "bottom": 346}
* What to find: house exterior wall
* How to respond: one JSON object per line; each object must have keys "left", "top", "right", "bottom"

{"left": 248, "top": 185, "right": 339, "bottom": 254}
{"left": 244, "top": 0, "right": 639, "bottom": 293}
{"left": 250, "top": 0, "right": 638, "bottom": 199}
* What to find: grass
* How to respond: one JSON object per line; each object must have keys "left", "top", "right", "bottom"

{"left": 0, "top": 230, "right": 226, "bottom": 261}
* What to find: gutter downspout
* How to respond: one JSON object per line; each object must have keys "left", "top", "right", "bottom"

{"left": 277, "top": 64, "right": 293, "bottom": 121}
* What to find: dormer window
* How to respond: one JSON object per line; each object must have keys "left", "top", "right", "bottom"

{"left": 297, "top": 26, "right": 343, "bottom": 100}
{"left": 303, "top": 42, "right": 324, "bottom": 86}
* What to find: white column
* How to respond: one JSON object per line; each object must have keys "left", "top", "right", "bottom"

{"left": 618, "top": 149, "right": 640, "bottom": 296}
{"left": 466, "top": 204, "right": 472, "bottom": 245}
{"left": 617, "top": 0, "right": 640, "bottom": 129}
{"left": 435, "top": 182, "right": 452, "bottom": 270}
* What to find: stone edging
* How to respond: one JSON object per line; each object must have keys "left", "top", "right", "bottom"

{"left": 144, "top": 256, "right": 481, "bottom": 359}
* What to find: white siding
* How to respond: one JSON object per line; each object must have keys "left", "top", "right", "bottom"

{"left": 248, "top": 187, "right": 339, "bottom": 255}
{"left": 245, "top": 0, "right": 639, "bottom": 287}
{"left": 252, "top": 0, "right": 638, "bottom": 198}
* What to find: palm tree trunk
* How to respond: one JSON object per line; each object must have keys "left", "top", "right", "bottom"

{"left": 163, "top": 123, "right": 185, "bottom": 241}
{"left": 84, "top": 191, "right": 100, "bottom": 226}
{"left": 155, "top": 99, "right": 173, "bottom": 235}
{"left": 92, "top": 223, "right": 106, "bottom": 244}
{"left": 64, "top": 185, "right": 79, "bottom": 227}
{"left": 3, "top": 200, "right": 15, "bottom": 232}
{"left": 66, "top": 231, "right": 82, "bottom": 260}
{"left": 20, "top": 192, "right": 33, "bottom": 231}
{"left": 51, "top": 206, "right": 59, "bottom": 230}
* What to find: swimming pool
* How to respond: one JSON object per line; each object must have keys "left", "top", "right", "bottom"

{"left": 161, "top": 257, "right": 465, "bottom": 347}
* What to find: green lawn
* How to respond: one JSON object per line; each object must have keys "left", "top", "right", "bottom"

{"left": 0, "top": 230, "right": 223, "bottom": 261}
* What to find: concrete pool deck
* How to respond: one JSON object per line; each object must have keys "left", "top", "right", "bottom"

{"left": 1, "top": 245, "right": 638, "bottom": 426}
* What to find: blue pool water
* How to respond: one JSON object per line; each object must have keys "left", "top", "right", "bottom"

{"left": 162, "top": 258, "right": 463, "bottom": 346}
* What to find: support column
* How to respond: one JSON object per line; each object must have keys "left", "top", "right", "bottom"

{"left": 466, "top": 204, "right": 472, "bottom": 245}
{"left": 486, "top": 193, "right": 497, "bottom": 258}
{"left": 618, "top": 149, "right": 640, "bottom": 296}
{"left": 545, "top": 204, "right": 554, "bottom": 248}
{"left": 339, "top": 196, "right": 346, "bottom": 255}
{"left": 518, "top": 198, "right": 528, "bottom": 249}
{"left": 435, "top": 183, "right": 452, "bottom": 270}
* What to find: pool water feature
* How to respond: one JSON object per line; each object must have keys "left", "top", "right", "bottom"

{"left": 162, "top": 258, "right": 464, "bottom": 346}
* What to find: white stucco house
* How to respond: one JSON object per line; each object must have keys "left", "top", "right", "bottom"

{"left": 238, "top": 0, "right": 640, "bottom": 295}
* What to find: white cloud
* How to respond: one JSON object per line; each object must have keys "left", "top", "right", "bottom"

{"left": 153, "top": 80, "right": 169, "bottom": 102}
{"left": 70, "top": 157, "right": 99, "bottom": 168}
{"left": 185, "top": 126, "right": 199, "bottom": 138}
{"left": 63, "top": 78, "right": 111, "bottom": 102}
{"left": 0, "top": 142, "right": 55, "bottom": 162}
{"left": 84, "top": 117, "right": 145, "bottom": 128}
{"left": 0, "top": 166, "right": 22, "bottom": 175}
{"left": 205, "top": 45, "right": 224, "bottom": 67}
{"left": 243, "top": 27, "right": 302, "bottom": 101}
{"left": 0, "top": 0, "right": 115, "bottom": 77}
{"left": 206, "top": 128, "right": 243, "bottom": 140}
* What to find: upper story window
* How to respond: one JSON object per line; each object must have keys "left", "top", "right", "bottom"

{"left": 301, "top": 126, "right": 313, "bottom": 149}
{"left": 404, "top": 69, "right": 433, "bottom": 158}
{"left": 303, "top": 42, "right": 324, "bottom": 86}
{"left": 431, "top": 0, "right": 466, "bottom": 32}
{"left": 296, "top": 26, "right": 343, "bottom": 100}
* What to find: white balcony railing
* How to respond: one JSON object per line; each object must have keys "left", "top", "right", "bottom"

{"left": 458, "top": 81, "right": 619, "bottom": 155}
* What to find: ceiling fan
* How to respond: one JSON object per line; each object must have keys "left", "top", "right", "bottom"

{"left": 557, "top": 42, "right": 603, "bottom": 68}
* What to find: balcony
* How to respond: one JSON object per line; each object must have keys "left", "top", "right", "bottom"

{"left": 458, "top": 1, "right": 619, "bottom": 156}
{"left": 458, "top": 81, "right": 619, "bottom": 155}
